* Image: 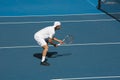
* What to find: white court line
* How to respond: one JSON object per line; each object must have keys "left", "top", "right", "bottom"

{"left": 0, "top": 19, "right": 116, "bottom": 24}
{"left": 0, "top": 13, "right": 105, "bottom": 17}
{"left": 52, "top": 76, "right": 120, "bottom": 80}
{"left": 1, "top": 42, "right": 120, "bottom": 49}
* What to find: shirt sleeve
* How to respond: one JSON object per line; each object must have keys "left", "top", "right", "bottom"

{"left": 48, "top": 34, "right": 53, "bottom": 39}
{"left": 48, "top": 28, "right": 55, "bottom": 39}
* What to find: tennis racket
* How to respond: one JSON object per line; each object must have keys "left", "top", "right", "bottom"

{"left": 58, "top": 35, "right": 73, "bottom": 45}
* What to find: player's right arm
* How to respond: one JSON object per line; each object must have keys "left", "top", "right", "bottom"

{"left": 48, "top": 38, "right": 57, "bottom": 47}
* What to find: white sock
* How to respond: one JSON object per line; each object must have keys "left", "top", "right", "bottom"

{"left": 41, "top": 56, "right": 46, "bottom": 62}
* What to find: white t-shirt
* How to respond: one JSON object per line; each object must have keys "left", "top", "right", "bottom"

{"left": 34, "top": 26, "right": 55, "bottom": 39}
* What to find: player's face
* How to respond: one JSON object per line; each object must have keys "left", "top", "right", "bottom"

{"left": 55, "top": 25, "right": 61, "bottom": 30}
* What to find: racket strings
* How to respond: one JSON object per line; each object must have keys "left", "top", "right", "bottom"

{"left": 64, "top": 35, "right": 73, "bottom": 44}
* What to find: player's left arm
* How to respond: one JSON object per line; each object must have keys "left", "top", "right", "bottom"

{"left": 53, "top": 37, "right": 64, "bottom": 45}
{"left": 48, "top": 37, "right": 63, "bottom": 47}
{"left": 48, "top": 38, "right": 57, "bottom": 47}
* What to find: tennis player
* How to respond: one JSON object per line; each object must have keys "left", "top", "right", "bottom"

{"left": 34, "top": 21, "right": 63, "bottom": 66}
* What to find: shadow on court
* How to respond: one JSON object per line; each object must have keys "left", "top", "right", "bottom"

{"left": 33, "top": 52, "right": 72, "bottom": 59}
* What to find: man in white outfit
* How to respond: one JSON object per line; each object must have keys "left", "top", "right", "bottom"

{"left": 34, "top": 21, "right": 63, "bottom": 66}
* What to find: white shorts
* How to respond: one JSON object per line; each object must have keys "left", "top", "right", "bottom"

{"left": 34, "top": 35, "right": 47, "bottom": 47}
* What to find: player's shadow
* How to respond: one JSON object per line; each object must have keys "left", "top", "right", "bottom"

{"left": 33, "top": 52, "right": 72, "bottom": 59}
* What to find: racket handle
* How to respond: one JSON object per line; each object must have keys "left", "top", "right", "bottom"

{"left": 57, "top": 43, "right": 61, "bottom": 46}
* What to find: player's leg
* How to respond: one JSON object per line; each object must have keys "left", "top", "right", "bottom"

{"left": 39, "top": 39, "right": 50, "bottom": 66}
{"left": 41, "top": 45, "right": 50, "bottom": 66}
{"left": 34, "top": 36, "right": 50, "bottom": 66}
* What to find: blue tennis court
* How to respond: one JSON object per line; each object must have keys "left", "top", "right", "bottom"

{"left": 0, "top": 0, "right": 120, "bottom": 80}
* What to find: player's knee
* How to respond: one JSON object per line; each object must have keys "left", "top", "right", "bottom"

{"left": 43, "top": 45, "right": 49, "bottom": 51}
{"left": 45, "top": 47, "right": 48, "bottom": 51}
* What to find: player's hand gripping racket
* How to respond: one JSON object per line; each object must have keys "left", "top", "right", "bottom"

{"left": 57, "top": 35, "right": 73, "bottom": 46}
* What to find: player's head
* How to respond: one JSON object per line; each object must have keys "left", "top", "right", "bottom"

{"left": 53, "top": 21, "right": 61, "bottom": 30}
